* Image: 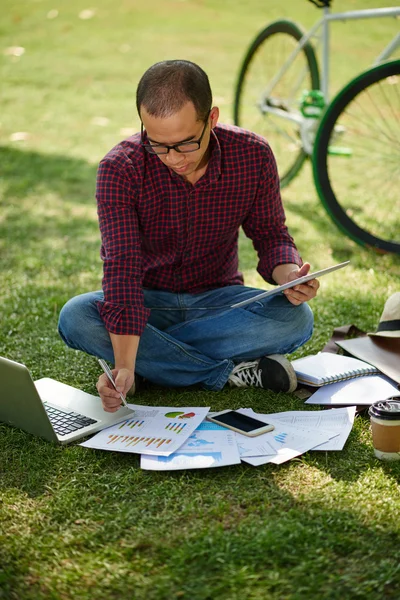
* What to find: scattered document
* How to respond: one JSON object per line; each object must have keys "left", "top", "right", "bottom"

{"left": 140, "top": 421, "right": 241, "bottom": 470}
{"left": 258, "top": 407, "right": 357, "bottom": 451}
{"left": 304, "top": 375, "right": 399, "bottom": 406}
{"left": 81, "top": 404, "right": 209, "bottom": 456}
{"left": 234, "top": 409, "right": 336, "bottom": 465}
{"left": 81, "top": 401, "right": 360, "bottom": 467}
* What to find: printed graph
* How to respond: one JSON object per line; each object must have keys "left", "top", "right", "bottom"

{"left": 165, "top": 422, "right": 188, "bottom": 434}
{"left": 157, "top": 452, "right": 223, "bottom": 465}
{"left": 187, "top": 433, "right": 213, "bottom": 447}
{"left": 274, "top": 432, "right": 288, "bottom": 444}
{"left": 107, "top": 434, "right": 172, "bottom": 449}
{"left": 197, "top": 422, "right": 226, "bottom": 431}
{"left": 118, "top": 419, "right": 145, "bottom": 429}
{"left": 164, "top": 411, "right": 196, "bottom": 419}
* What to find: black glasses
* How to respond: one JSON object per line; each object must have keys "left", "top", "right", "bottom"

{"left": 141, "top": 117, "right": 210, "bottom": 155}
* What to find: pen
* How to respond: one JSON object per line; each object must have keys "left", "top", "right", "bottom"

{"left": 97, "top": 358, "right": 128, "bottom": 408}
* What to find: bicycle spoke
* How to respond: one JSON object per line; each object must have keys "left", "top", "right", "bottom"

{"left": 314, "top": 61, "right": 400, "bottom": 253}
{"left": 369, "top": 79, "right": 400, "bottom": 142}
{"left": 234, "top": 20, "right": 319, "bottom": 187}
{"left": 349, "top": 85, "right": 396, "bottom": 142}
{"left": 344, "top": 95, "right": 400, "bottom": 148}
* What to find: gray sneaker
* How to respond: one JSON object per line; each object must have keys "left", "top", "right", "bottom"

{"left": 228, "top": 354, "right": 297, "bottom": 393}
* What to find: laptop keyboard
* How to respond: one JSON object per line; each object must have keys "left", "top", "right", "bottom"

{"left": 45, "top": 405, "right": 98, "bottom": 436}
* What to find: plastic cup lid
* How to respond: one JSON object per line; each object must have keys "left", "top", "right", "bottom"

{"left": 369, "top": 398, "right": 400, "bottom": 420}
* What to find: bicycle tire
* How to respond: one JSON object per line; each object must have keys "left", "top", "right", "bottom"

{"left": 313, "top": 60, "right": 400, "bottom": 254}
{"left": 234, "top": 19, "right": 320, "bottom": 188}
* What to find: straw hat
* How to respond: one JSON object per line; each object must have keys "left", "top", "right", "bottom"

{"left": 368, "top": 292, "right": 400, "bottom": 338}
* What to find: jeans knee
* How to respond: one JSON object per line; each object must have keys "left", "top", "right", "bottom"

{"left": 58, "top": 293, "right": 99, "bottom": 350}
{"left": 57, "top": 291, "right": 112, "bottom": 360}
{"left": 293, "top": 302, "right": 314, "bottom": 344}
{"left": 58, "top": 297, "right": 80, "bottom": 348}
{"left": 299, "top": 302, "right": 314, "bottom": 330}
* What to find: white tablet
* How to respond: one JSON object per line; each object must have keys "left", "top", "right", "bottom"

{"left": 231, "top": 261, "right": 350, "bottom": 308}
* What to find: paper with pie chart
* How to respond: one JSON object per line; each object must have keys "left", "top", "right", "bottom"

{"left": 80, "top": 404, "right": 210, "bottom": 456}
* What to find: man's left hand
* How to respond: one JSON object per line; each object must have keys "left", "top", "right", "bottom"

{"left": 273, "top": 262, "right": 320, "bottom": 306}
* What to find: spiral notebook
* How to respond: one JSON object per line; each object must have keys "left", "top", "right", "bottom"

{"left": 291, "top": 352, "right": 380, "bottom": 387}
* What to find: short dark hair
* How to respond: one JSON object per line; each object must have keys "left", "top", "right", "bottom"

{"left": 136, "top": 60, "right": 212, "bottom": 122}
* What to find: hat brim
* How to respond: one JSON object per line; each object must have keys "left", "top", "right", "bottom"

{"left": 368, "top": 331, "right": 400, "bottom": 338}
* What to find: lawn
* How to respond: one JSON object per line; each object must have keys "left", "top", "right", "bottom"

{"left": 1, "top": 1, "right": 400, "bottom": 598}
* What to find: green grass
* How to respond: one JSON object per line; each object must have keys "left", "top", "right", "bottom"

{"left": 1, "top": 1, "right": 400, "bottom": 598}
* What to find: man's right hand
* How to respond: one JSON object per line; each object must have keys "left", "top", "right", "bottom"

{"left": 96, "top": 367, "right": 135, "bottom": 412}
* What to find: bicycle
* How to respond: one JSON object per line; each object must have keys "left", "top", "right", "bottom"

{"left": 234, "top": 0, "right": 400, "bottom": 254}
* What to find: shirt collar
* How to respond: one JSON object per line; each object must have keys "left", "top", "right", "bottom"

{"left": 163, "top": 127, "right": 222, "bottom": 187}
{"left": 204, "top": 128, "right": 222, "bottom": 185}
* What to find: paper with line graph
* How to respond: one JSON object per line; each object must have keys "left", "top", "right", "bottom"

{"left": 80, "top": 404, "right": 209, "bottom": 456}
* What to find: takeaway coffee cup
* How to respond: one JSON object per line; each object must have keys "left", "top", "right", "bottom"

{"left": 369, "top": 398, "right": 400, "bottom": 461}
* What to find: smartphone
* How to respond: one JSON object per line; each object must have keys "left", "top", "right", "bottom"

{"left": 207, "top": 410, "right": 274, "bottom": 437}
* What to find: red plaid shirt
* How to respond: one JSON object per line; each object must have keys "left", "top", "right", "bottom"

{"left": 96, "top": 124, "right": 301, "bottom": 336}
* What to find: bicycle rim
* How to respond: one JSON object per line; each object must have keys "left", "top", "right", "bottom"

{"left": 313, "top": 60, "right": 400, "bottom": 254}
{"left": 234, "top": 20, "right": 320, "bottom": 188}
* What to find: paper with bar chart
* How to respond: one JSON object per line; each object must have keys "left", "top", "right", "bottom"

{"left": 80, "top": 404, "right": 210, "bottom": 455}
{"left": 258, "top": 406, "right": 356, "bottom": 451}
{"left": 234, "top": 409, "right": 337, "bottom": 465}
{"left": 140, "top": 421, "right": 241, "bottom": 470}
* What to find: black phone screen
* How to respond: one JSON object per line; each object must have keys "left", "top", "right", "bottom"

{"left": 212, "top": 411, "right": 270, "bottom": 432}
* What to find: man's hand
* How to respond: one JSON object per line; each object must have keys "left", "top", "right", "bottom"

{"left": 272, "top": 262, "right": 320, "bottom": 306}
{"left": 96, "top": 367, "right": 135, "bottom": 413}
{"left": 97, "top": 333, "right": 139, "bottom": 412}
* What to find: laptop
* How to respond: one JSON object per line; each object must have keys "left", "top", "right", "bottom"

{"left": 0, "top": 356, "right": 134, "bottom": 444}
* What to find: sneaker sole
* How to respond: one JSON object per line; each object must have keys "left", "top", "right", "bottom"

{"left": 266, "top": 354, "right": 297, "bottom": 393}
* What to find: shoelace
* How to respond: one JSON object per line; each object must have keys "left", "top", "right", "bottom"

{"left": 229, "top": 362, "right": 262, "bottom": 388}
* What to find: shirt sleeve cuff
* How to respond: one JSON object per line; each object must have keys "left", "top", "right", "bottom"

{"left": 96, "top": 300, "right": 150, "bottom": 336}
{"left": 261, "top": 247, "right": 303, "bottom": 284}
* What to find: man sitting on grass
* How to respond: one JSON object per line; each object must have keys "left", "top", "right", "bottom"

{"left": 58, "top": 59, "right": 319, "bottom": 412}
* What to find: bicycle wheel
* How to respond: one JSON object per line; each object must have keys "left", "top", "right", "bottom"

{"left": 313, "top": 60, "right": 400, "bottom": 254}
{"left": 234, "top": 20, "right": 320, "bottom": 188}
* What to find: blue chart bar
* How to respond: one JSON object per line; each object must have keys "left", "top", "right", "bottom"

{"left": 197, "top": 422, "right": 226, "bottom": 431}
{"left": 165, "top": 422, "right": 188, "bottom": 434}
{"left": 123, "top": 419, "right": 144, "bottom": 429}
{"left": 274, "top": 432, "right": 287, "bottom": 444}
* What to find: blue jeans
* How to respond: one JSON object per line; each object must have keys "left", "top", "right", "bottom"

{"left": 58, "top": 286, "right": 313, "bottom": 391}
